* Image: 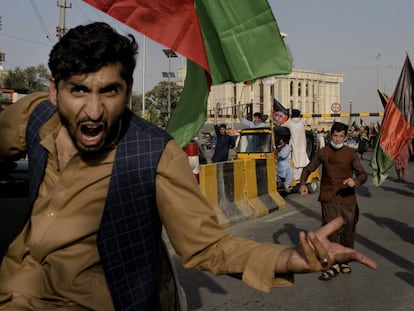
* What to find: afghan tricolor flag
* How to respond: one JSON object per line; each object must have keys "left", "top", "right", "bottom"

{"left": 370, "top": 55, "right": 414, "bottom": 186}
{"left": 83, "top": 0, "right": 292, "bottom": 146}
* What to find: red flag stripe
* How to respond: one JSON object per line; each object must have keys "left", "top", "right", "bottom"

{"left": 83, "top": 0, "right": 211, "bottom": 76}
{"left": 380, "top": 95, "right": 413, "bottom": 159}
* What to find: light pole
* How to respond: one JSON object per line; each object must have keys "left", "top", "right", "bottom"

{"left": 349, "top": 99, "right": 353, "bottom": 125}
{"left": 375, "top": 52, "right": 381, "bottom": 113}
{"left": 162, "top": 49, "right": 178, "bottom": 119}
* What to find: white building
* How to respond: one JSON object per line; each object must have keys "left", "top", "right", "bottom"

{"left": 178, "top": 67, "right": 344, "bottom": 129}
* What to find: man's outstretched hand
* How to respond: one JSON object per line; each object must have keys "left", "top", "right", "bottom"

{"left": 274, "top": 217, "right": 378, "bottom": 273}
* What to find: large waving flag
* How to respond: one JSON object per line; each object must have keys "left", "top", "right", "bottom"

{"left": 370, "top": 55, "right": 414, "bottom": 186}
{"left": 83, "top": 0, "right": 292, "bottom": 146}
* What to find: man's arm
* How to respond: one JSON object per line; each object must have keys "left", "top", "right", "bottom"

{"left": 156, "top": 141, "right": 377, "bottom": 293}
{"left": 351, "top": 151, "right": 368, "bottom": 186}
{"left": 299, "top": 150, "right": 321, "bottom": 195}
{"left": 239, "top": 117, "right": 253, "bottom": 128}
{"left": 277, "top": 145, "right": 290, "bottom": 160}
{"left": 237, "top": 107, "right": 254, "bottom": 127}
{"left": 0, "top": 92, "right": 49, "bottom": 161}
{"left": 156, "top": 140, "right": 294, "bottom": 292}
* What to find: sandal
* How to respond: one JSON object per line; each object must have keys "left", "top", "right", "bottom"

{"left": 318, "top": 265, "right": 339, "bottom": 281}
{"left": 340, "top": 263, "right": 352, "bottom": 274}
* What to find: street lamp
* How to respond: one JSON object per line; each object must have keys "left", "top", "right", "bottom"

{"left": 162, "top": 49, "right": 178, "bottom": 119}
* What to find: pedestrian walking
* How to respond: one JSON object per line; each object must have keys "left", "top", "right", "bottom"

{"left": 299, "top": 122, "right": 368, "bottom": 281}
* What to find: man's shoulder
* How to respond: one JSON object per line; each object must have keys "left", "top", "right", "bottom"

{"left": 18, "top": 92, "right": 49, "bottom": 103}
{"left": 123, "top": 110, "right": 172, "bottom": 141}
{"left": 18, "top": 92, "right": 51, "bottom": 114}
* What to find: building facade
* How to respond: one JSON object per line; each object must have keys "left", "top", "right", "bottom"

{"left": 178, "top": 67, "right": 344, "bottom": 129}
{"left": 210, "top": 70, "right": 343, "bottom": 127}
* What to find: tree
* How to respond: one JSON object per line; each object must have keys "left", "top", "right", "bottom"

{"left": 3, "top": 65, "right": 49, "bottom": 92}
{"left": 130, "top": 93, "right": 143, "bottom": 117}
{"left": 141, "top": 81, "right": 182, "bottom": 128}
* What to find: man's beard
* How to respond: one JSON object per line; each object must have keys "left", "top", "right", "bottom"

{"left": 59, "top": 113, "right": 111, "bottom": 154}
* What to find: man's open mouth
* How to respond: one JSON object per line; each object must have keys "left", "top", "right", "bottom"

{"left": 78, "top": 123, "right": 105, "bottom": 147}
{"left": 81, "top": 123, "right": 104, "bottom": 137}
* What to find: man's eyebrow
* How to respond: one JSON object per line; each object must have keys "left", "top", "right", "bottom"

{"left": 69, "top": 82, "right": 89, "bottom": 90}
{"left": 100, "top": 82, "right": 124, "bottom": 92}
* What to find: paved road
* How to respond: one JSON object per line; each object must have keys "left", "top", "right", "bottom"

{"left": 174, "top": 154, "right": 414, "bottom": 311}
{"left": 1, "top": 152, "right": 413, "bottom": 310}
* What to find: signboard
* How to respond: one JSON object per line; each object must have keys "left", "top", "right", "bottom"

{"left": 331, "top": 102, "right": 341, "bottom": 113}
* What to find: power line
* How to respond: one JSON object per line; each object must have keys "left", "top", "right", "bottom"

{"left": 30, "top": 0, "right": 54, "bottom": 43}
{"left": 0, "top": 32, "right": 53, "bottom": 47}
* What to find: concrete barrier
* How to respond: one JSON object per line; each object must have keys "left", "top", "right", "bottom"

{"left": 199, "top": 160, "right": 255, "bottom": 226}
{"left": 240, "top": 158, "right": 286, "bottom": 217}
{"left": 199, "top": 158, "right": 286, "bottom": 226}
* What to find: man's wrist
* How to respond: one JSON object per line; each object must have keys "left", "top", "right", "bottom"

{"left": 274, "top": 247, "right": 294, "bottom": 273}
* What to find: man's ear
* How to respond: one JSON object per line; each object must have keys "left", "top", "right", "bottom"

{"left": 48, "top": 77, "right": 58, "bottom": 106}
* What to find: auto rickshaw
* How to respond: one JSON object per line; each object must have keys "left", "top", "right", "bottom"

{"left": 235, "top": 127, "right": 320, "bottom": 194}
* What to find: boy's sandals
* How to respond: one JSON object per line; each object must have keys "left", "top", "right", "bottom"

{"left": 318, "top": 264, "right": 339, "bottom": 281}
{"left": 340, "top": 263, "right": 352, "bottom": 274}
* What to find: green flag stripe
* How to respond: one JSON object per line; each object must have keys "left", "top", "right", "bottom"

{"left": 167, "top": 0, "right": 292, "bottom": 147}
{"left": 370, "top": 132, "right": 395, "bottom": 186}
{"left": 166, "top": 60, "right": 209, "bottom": 146}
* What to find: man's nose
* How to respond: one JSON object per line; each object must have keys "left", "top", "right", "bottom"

{"left": 84, "top": 96, "right": 104, "bottom": 120}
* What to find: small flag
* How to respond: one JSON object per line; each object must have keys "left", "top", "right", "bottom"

{"left": 370, "top": 55, "right": 414, "bottom": 186}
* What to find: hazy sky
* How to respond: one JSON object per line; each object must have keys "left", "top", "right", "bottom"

{"left": 1, "top": 0, "right": 413, "bottom": 114}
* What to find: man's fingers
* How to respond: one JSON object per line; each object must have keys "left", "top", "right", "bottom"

{"left": 315, "top": 217, "right": 344, "bottom": 238}
{"left": 335, "top": 252, "right": 378, "bottom": 270}
{"left": 307, "top": 231, "right": 329, "bottom": 265}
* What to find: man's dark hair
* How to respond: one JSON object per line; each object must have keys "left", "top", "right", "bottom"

{"left": 330, "top": 122, "right": 349, "bottom": 134}
{"left": 292, "top": 109, "right": 301, "bottom": 118}
{"left": 253, "top": 112, "right": 262, "bottom": 118}
{"left": 219, "top": 123, "right": 227, "bottom": 129}
{"left": 48, "top": 22, "right": 138, "bottom": 86}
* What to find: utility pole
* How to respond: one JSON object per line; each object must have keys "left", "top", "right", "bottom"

{"left": 56, "top": 0, "right": 72, "bottom": 40}
{"left": 375, "top": 52, "right": 381, "bottom": 113}
{"left": 0, "top": 16, "right": 4, "bottom": 63}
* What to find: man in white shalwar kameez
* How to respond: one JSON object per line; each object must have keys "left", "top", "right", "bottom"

{"left": 282, "top": 109, "right": 310, "bottom": 180}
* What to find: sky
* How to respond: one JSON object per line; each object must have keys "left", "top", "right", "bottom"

{"left": 1, "top": 0, "right": 413, "bottom": 115}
